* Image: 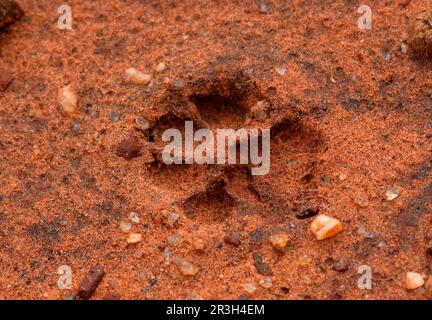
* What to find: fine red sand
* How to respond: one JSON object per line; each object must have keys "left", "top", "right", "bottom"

{"left": 0, "top": 0, "right": 431, "bottom": 300}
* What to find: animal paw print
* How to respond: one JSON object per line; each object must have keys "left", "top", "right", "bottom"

{"left": 133, "top": 70, "right": 325, "bottom": 223}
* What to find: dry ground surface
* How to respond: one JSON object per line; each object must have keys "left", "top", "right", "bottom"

{"left": 0, "top": 0, "right": 431, "bottom": 299}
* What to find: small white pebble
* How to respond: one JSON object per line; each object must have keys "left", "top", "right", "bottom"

{"left": 259, "top": 277, "right": 272, "bottom": 288}
{"left": 275, "top": 67, "right": 287, "bottom": 76}
{"left": 338, "top": 173, "right": 347, "bottom": 181}
{"left": 167, "top": 234, "right": 181, "bottom": 246}
{"left": 127, "top": 233, "right": 142, "bottom": 244}
{"left": 129, "top": 212, "right": 140, "bottom": 224}
{"left": 119, "top": 221, "right": 132, "bottom": 233}
{"left": 405, "top": 272, "right": 425, "bottom": 290}
{"left": 135, "top": 117, "right": 150, "bottom": 131}
{"left": 385, "top": 186, "right": 403, "bottom": 201}
{"left": 59, "top": 85, "right": 78, "bottom": 116}
{"left": 125, "top": 68, "right": 152, "bottom": 86}
{"left": 155, "top": 62, "right": 167, "bottom": 73}
{"left": 244, "top": 282, "right": 257, "bottom": 294}
{"left": 167, "top": 211, "right": 180, "bottom": 227}
{"left": 310, "top": 214, "right": 342, "bottom": 240}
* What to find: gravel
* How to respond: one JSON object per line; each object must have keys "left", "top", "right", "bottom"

{"left": 129, "top": 212, "right": 140, "bottom": 224}
{"left": 119, "top": 221, "right": 132, "bottom": 233}
{"left": 253, "top": 255, "right": 273, "bottom": 276}
{"left": 405, "top": 272, "right": 425, "bottom": 290}
{"left": 127, "top": 233, "right": 142, "bottom": 244}
{"left": 385, "top": 186, "right": 403, "bottom": 201}
{"left": 155, "top": 62, "right": 167, "bottom": 73}
{"left": 176, "top": 258, "right": 199, "bottom": 277}
{"left": 59, "top": 85, "right": 78, "bottom": 117}
{"left": 310, "top": 215, "right": 343, "bottom": 240}
{"left": 125, "top": 67, "right": 152, "bottom": 86}
{"left": 268, "top": 233, "right": 289, "bottom": 251}
{"left": 77, "top": 265, "right": 105, "bottom": 300}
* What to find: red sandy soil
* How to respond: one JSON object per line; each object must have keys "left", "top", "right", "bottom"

{"left": 0, "top": 0, "right": 431, "bottom": 300}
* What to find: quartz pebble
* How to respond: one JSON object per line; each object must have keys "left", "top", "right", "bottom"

{"left": 135, "top": 117, "right": 150, "bottom": 131}
{"left": 59, "top": 85, "right": 78, "bottom": 116}
{"left": 176, "top": 258, "right": 199, "bottom": 277}
{"left": 127, "top": 233, "right": 142, "bottom": 244}
{"left": 167, "top": 234, "right": 181, "bottom": 246}
{"left": 259, "top": 0, "right": 269, "bottom": 14}
{"left": 167, "top": 211, "right": 180, "bottom": 227}
{"left": 269, "top": 233, "right": 289, "bottom": 251}
{"left": 244, "top": 282, "right": 257, "bottom": 294}
{"left": 338, "top": 173, "right": 347, "bottom": 181}
{"left": 125, "top": 68, "right": 152, "bottom": 86}
{"left": 119, "top": 221, "right": 132, "bottom": 233}
{"left": 310, "top": 214, "right": 342, "bottom": 240}
{"left": 259, "top": 277, "right": 272, "bottom": 288}
{"left": 275, "top": 67, "right": 286, "bottom": 76}
{"left": 405, "top": 272, "right": 425, "bottom": 290}
{"left": 155, "top": 62, "right": 167, "bottom": 73}
{"left": 385, "top": 186, "right": 403, "bottom": 201}
{"left": 129, "top": 212, "right": 140, "bottom": 223}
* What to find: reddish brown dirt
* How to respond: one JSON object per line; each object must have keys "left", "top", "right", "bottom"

{"left": 0, "top": 0, "right": 432, "bottom": 300}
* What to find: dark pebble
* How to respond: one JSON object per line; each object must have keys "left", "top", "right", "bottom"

{"left": 280, "top": 287, "right": 290, "bottom": 294}
{"left": 249, "top": 229, "right": 266, "bottom": 245}
{"left": 71, "top": 122, "right": 79, "bottom": 133}
{"left": 295, "top": 207, "right": 319, "bottom": 220}
{"left": 224, "top": 232, "right": 241, "bottom": 247}
{"left": 253, "top": 254, "right": 273, "bottom": 276}
{"left": 116, "top": 135, "right": 141, "bottom": 160}
{"left": 110, "top": 111, "right": 119, "bottom": 122}
{"left": 77, "top": 265, "right": 105, "bottom": 300}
